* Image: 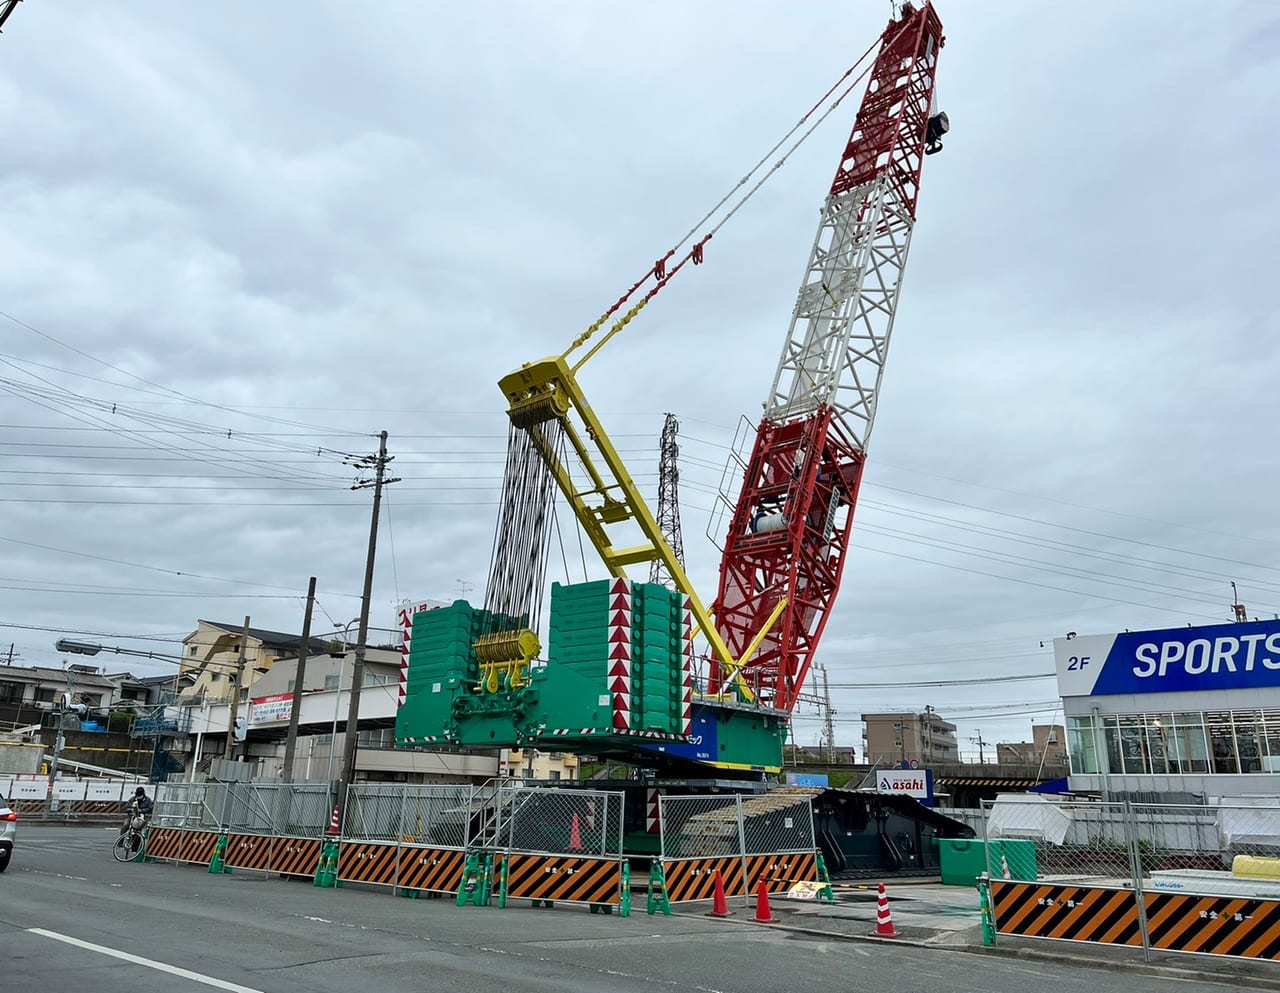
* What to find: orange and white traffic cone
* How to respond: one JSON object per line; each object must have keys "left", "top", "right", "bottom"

{"left": 1000, "top": 853, "right": 1011, "bottom": 879}
{"left": 873, "top": 882, "right": 898, "bottom": 937}
{"left": 706, "top": 867, "right": 733, "bottom": 918}
{"left": 569, "top": 812, "right": 583, "bottom": 850}
{"left": 327, "top": 803, "right": 341, "bottom": 836}
{"left": 753, "top": 876, "right": 777, "bottom": 923}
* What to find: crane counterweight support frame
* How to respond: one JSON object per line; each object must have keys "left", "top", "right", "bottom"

{"left": 498, "top": 355, "right": 788, "bottom": 705}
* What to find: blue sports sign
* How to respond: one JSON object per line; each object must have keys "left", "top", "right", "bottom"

{"left": 1054, "top": 619, "right": 1280, "bottom": 697}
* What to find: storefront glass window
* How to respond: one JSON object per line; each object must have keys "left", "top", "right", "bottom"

{"left": 1145, "top": 717, "right": 1170, "bottom": 774}
{"left": 1233, "top": 710, "right": 1263, "bottom": 773}
{"left": 1205, "top": 711, "right": 1238, "bottom": 774}
{"left": 1262, "top": 711, "right": 1280, "bottom": 772}
{"left": 1116, "top": 715, "right": 1149, "bottom": 773}
{"left": 1067, "top": 716, "right": 1100, "bottom": 774}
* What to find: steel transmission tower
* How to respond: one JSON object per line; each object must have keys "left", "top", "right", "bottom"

{"left": 649, "top": 413, "right": 685, "bottom": 588}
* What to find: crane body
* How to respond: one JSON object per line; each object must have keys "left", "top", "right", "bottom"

{"left": 396, "top": 2, "right": 947, "bottom": 780}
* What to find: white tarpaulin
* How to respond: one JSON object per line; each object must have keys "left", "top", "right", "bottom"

{"left": 988, "top": 793, "right": 1074, "bottom": 845}
{"left": 1218, "top": 797, "right": 1280, "bottom": 848}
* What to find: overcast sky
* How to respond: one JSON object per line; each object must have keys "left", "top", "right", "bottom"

{"left": 2, "top": 1, "right": 1277, "bottom": 759}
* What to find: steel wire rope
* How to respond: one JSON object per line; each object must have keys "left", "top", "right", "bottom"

{"left": 0, "top": 374, "right": 355, "bottom": 483}
{"left": 0, "top": 308, "right": 375, "bottom": 436}
{"left": 564, "top": 25, "right": 901, "bottom": 362}
{"left": 0, "top": 379, "right": 345, "bottom": 490}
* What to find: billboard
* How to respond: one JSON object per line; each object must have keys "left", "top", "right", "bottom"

{"left": 249, "top": 692, "right": 293, "bottom": 725}
{"left": 1054, "top": 618, "right": 1280, "bottom": 698}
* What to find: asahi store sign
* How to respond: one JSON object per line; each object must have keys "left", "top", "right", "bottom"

{"left": 875, "top": 769, "right": 933, "bottom": 800}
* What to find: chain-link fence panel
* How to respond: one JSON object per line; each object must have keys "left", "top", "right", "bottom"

{"left": 275, "top": 782, "right": 332, "bottom": 837}
{"left": 1134, "top": 801, "right": 1280, "bottom": 894}
{"left": 401, "top": 785, "right": 474, "bottom": 848}
{"left": 982, "top": 797, "right": 1135, "bottom": 884}
{"left": 660, "top": 795, "right": 743, "bottom": 860}
{"left": 506, "top": 787, "right": 623, "bottom": 857}
{"left": 344, "top": 784, "right": 411, "bottom": 841}
{"left": 218, "top": 782, "right": 282, "bottom": 835}
{"left": 741, "top": 792, "right": 816, "bottom": 855}
{"left": 153, "top": 781, "right": 209, "bottom": 828}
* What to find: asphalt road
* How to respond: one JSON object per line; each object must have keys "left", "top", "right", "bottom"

{"left": 0, "top": 826, "right": 1253, "bottom": 993}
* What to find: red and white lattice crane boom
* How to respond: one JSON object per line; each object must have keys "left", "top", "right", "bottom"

{"left": 709, "top": 2, "right": 948, "bottom": 712}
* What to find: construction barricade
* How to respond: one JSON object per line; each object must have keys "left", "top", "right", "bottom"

{"left": 335, "top": 784, "right": 472, "bottom": 893}
{"left": 150, "top": 780, "right": 331, "bottom": 873}
{"left": 496, "top": 787, "right": 626, "bottom": 912}
{"left": 659, "top": 790, "right": 822, "bottom": 904}
{"left": 981, "top": 796, "right": 1280, "bottom": 963}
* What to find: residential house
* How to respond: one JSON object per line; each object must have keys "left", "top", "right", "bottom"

{"left": 179, "top": 620, "right": 332, "bottom": 708}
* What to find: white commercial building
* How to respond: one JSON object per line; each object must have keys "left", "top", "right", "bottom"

{"left": 1057, "top": 618, "right": 1280, "bottom": 799}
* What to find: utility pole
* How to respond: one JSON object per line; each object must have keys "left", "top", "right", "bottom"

{"left": 971, "top": 728, "right": 989, "bottom": 765}
{"left": 337, "top": 431, "right": 399, "bottom": 817}
{"left": 282, "top": 577, "right": 317, "bottom": 781}
{"left": 924, "top": 704, "right": 935, "bottom": 763}
{"left": 820, "top": 665, "right": 836, "bottom": 764}
{"left": 46, "top": 668, "right": 83, "bottom": 814}
{"left": 224, "top": 615, "right": 252, "bottom": 760}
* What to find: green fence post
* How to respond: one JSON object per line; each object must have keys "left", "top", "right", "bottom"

{"left": 977, "top": 873, "right": 996, "bottom": 947}
{"left": 647, "top": 860, "right": 671, "bottom": 917}
{"left": 815, "top": 852, "right": 835, "bottom": 904}
{"left": 619, "top": 861, "right": 632, "bottom": 918}
{"left": 209, "top": 834, "right": 231, "bottom": 875}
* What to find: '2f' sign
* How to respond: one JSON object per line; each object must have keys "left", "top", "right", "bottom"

{"left": 1066, "top": 656, "right": 1091, "bottom": 671}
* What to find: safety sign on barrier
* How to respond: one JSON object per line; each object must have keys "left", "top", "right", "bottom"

{"left": 144, "top": 827, "right": 184, "bottom": 862}
{"left": 503, "top": 853, "right": 621, "bottom": 906}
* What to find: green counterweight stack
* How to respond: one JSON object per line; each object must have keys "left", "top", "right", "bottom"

{"left": 394, "top": 581, "right": 693, "bottom": 751}
{"left": 544, "top": 578, "right": 686, "bottom": 739}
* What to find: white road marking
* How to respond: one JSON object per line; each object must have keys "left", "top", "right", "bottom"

{"left": 27, "top": 928, "right": 266, "bottom": 993}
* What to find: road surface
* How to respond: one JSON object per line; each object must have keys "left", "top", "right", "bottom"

{"left": 0, "top": 826, "right": 1249, "bottom": 993}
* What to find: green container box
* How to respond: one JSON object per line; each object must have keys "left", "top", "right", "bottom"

{"left": 937, "top": 838, "right": 1038, "bottom": 886}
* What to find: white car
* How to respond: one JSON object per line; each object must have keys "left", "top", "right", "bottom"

{"left": 0, "top": 791, "right": 14, "bottom": 872}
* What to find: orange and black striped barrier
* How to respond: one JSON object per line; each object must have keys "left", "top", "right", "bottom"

{"left": 223, "top": 833, "right": 273, "bottom": 872}
{"left": 663, "top": 852, "right": 820, "bottom": 902}
{"left": 336, "top": 841, "right": 399, "bottom": 887}
{"left": 992, "top": 881, "right": 1143, "bottom": 947}
{"left": 1144, "top": 891, "right": 1280, "bottom": 959}
{"left": 398, "top": 846, "right": 467, "bottom": 894}
{"left": 143, "top": 827, "right": 183, "bottom": 861}
{"left": 503, "top": 853, "right": 621, "bottom": 908}
{"left": 273, "top": 837, "right": 323, "bottom": 877}
{"left": 993, "top": 880, "right": 1280, "bottom": 960}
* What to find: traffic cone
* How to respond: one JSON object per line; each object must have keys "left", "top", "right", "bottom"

{"left": 1000, "top": 852, "right": 1011, "bottom": 880}
{"left": 706, "top": 868, "right": 733, "bottom": 918}
{"left": 569, "top": 812, "right": 582, "bottom": 850}
{"left": 873, "top": 882, "right": 898, "bottom": 937}
{"left": 752, "top": 876, "right": 777, "bottom": 923}
{"left": 327, "top": 804, "right": 341, "bottom": 836}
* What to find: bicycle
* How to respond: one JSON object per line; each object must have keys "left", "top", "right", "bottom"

{"left": 113, "top": 809, "right": 148, "bottom": 863}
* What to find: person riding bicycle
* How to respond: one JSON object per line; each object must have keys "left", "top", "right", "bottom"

{"left": 122, "top": 786, "right": 153, "bottom": 832}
